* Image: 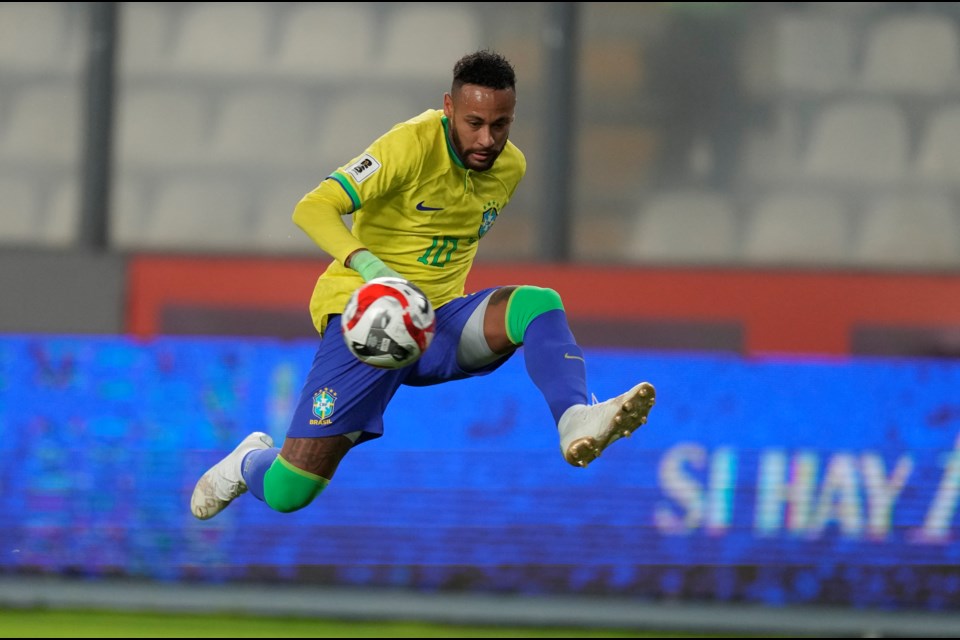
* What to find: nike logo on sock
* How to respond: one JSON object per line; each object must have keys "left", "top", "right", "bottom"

{"left": 564, "top": 353, "right": 585, "bottom": 362}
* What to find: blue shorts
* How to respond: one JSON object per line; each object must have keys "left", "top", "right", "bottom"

{"left": 286, "top": 287, "right": 511, "bottom": 445}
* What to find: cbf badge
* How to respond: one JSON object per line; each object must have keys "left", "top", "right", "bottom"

{"left": 477, "top": 200, "right": 500, "bottom": 239}
{"left": 310, "top": 388, "right": 337, "bottom": 426}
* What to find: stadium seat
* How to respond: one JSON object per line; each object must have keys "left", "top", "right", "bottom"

{"left": 380, "top": 6, "right": 482, "bottom": 79}
{"left": 802, "top": 100, "right": 909, "bottom": 186}
{"left": 914, "top": 105, "right": 960, "bottom": 185}
{"left": 108, "top": 178, "right": 149, "bottom": 249}
{"left": 145, "top": 177, "right": 257, "bottom": 251}
{"left": 0, "top": 177, "right": 42, "bottom": 244}
{"left": 273, "top": 4, "right": 376, "bottom": 78}
{"left": 316, "top": 91, "right": 423, "bottom": 171}
{"left": 117, "top": 2, "right": 178, "bottom": 76}
{"left": 858, "top": 13, "right": 960, "bottom": 94}
{"left": 115, "top": 86, "right": 212, "bottom": 166}
{"left": 743, "top": 192, "right": 851, "bottom": 265}
{"left": 773, "top": 13, "right": 855, "bottom": 94}
{"left": 168, "top": 2, "right": 272, "bottom": 75}
{"left": 0, "top": 84, "right": 82, "bottom": 164}
{"left": 739, "top": 105, "right": 803, "bottom": 185}
{"left": 0, "top": 176, "right": 78, "bottom": 247}
{"left": 44, "top": 179, "right": 80, "bottom": 246}
{"left": 208, "top": 90, "right": 318, "bottom": 168}
{"left": 0, "top": 2, "right": 82, "bottom": 74}
{"left": 251, "top": 179, "right": 327, "bottom": 254}
{"left": 627, "top": 190, "right": 739, "bottom": 263}
{"left": 854, "top": 194, "right": 960, "bottom": 268}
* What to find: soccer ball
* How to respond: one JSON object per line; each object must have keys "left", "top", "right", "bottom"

{"left": 341, "top": 277, "right": 436, "bottom": 369}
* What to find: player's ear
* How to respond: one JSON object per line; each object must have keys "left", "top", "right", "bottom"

{"left": 442, "top": 92, "right": 454, "bottom": 119}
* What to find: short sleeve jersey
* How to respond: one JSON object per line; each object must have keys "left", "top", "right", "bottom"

{"left": 307, "top": 108, "right": 526, "bottom": 334}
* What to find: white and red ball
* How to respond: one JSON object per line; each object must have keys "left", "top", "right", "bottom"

{"left": 341, "top": 277, "right": 436, "bottom": 369}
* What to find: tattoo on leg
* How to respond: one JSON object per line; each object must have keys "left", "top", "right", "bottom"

{"left": 484, "top": 286, "right": 519, "bottom": 352}
{"left": 489, "top": 286, "right": 517, "bottom": 306}
{"left": 280, "top": 436, "right": 353, "bottom": 479}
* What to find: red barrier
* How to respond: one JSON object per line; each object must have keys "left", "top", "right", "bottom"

{"left": 127, "top": 255, "right": 960, "bottom": 356}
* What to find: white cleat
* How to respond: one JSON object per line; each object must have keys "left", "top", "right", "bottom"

{"left": 558, "top": 382, "right": 656, "bottom": 468}
{"left": 190, "top": 431, "right": 274, "bottom": 520}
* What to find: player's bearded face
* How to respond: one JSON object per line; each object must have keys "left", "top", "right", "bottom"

{"left": 444, "top": 85, "right": 516, "bottom": 172}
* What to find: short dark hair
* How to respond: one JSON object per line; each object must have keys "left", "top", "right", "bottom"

{"left": 452, "top": 50, "right": 516, "bottom": 93}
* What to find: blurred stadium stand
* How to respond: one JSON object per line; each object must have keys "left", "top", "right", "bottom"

{"left": 2, "top": 1, "right": 959, "bottom": 267}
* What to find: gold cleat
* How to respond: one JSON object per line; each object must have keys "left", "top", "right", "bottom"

{"left": 557, "top": 382, "right": 656, "bottom": 468}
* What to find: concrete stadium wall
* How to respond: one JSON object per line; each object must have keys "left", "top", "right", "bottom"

{"left": 0, "top": 249, "right": 126, "bottom": 334}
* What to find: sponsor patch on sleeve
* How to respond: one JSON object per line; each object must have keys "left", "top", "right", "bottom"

{"left": 345, "top": 153, "right": 381, "bottom": 184}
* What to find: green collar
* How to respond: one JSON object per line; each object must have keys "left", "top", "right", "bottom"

{"left": 441, "top": 115, "right": 466, "bottom": 170}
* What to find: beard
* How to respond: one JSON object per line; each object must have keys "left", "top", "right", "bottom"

{"left": 450, "top": 128, "right": 502, "bottom": 172}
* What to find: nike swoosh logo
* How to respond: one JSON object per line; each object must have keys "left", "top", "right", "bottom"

{"left": 416, "top": 201, "right": 443, "bottom": 212}
{"left": 564, "top": 353, "right": 585, "bottom": 362}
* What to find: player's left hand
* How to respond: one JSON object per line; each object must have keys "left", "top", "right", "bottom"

{"left": 348, "top": 249, "right": 402, "bottom": 282}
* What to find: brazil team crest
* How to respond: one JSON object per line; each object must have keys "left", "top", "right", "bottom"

{"left": 478, "top": 200, "right": 500, "bottom": 239}
{"left": 311, "top": 388, "right": 337, "bottom": 425}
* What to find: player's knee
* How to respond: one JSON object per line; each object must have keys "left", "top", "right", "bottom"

{"left": 516, "top": 285, "right": 563, "bottom": 308}
{"left": 263, "top": 456, "right": 329, "bottom": 513}
{"left": 505, "top": 285, "right": 565, "bottom": 343}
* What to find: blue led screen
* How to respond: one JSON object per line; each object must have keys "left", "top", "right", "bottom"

{"left": 1, "top": 335, "right": 958, "bottom": 610}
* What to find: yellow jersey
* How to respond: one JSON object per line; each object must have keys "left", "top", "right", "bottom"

{"left": 303, "top": 108, "right": 526, "bottom": 335}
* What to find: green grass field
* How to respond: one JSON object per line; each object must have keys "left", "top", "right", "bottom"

{"left": 0, "top": 608, "right": 763, "bottom": 638}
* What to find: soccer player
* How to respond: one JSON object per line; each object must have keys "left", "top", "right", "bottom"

{"left": 191, "top": 50, "right": 655, "bottom": 520}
